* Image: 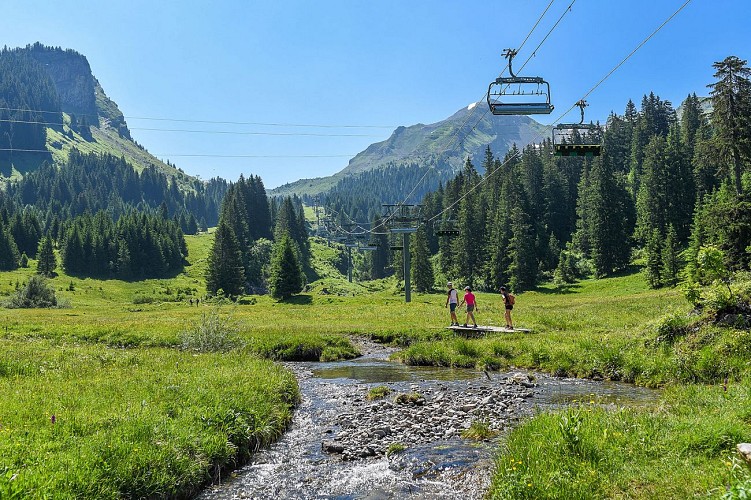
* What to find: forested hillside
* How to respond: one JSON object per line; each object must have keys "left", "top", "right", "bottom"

{"left": 353, "top": 57, "right": 751, "bottom": 294}
{"left": 271, "top": 104, "right": 550, "bottom": 199}
{"left": 0, "top": 44, "right": 233, "bottom": 279}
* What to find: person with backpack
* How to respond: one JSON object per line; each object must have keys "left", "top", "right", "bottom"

{"left": 445, "top": 281, "right": 459, "bottom": 326}
{"left": 499, "top": 286, "right": 514, "bottom": 329}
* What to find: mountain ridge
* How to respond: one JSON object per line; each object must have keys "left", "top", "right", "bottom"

{"left": 0, "top": 44, "right": 192, "bottom": 187}
{"left": 271, "top": 102, "right": 551, "bottom": 198}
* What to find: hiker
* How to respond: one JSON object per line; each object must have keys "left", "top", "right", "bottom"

{"left": 499, "top": 286, "right": 514, "bottom": 329}
{"left": 445, "top": 281, "right": 459, "bottom": 326}
{"left": 459, "top": 286, "right": 478, "bottom": 328}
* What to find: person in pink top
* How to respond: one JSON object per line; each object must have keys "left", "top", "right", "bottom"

{"left": 459, "top": 286, "right": 478, "bottom": 328}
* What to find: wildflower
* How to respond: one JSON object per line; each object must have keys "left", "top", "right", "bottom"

{"left": 51, "top": 414, "right": 56, "bottom": 424}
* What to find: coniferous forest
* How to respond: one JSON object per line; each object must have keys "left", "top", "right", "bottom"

{"left": 344, "top": 57, "right": 751, "bottom": 296}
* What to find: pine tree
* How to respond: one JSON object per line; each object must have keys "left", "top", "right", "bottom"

{"left": 708, "top": 56, "right": 751, "bottom": 194}
{"left": 412, "top": 226, "right": 434, "bottom": 292}
{"left": 205, "top": 221, "right": 246, "bottom": 297}
{"left": 661, "top": 225, "right": 681, "bottom": 287}
{"left": 36, "top": 235, "right": 56, "bottom": 276}
{"left": 451, "top": 158, "right": 482, "bottom": 287}
{"left": 368, "top": 216, "right": 390, "bottom": 279}
{"left": 644, "top": 228, "right": 663, "bottom": 288}
{"left": 269, "top": 235, "right": 304, "bottom": 300}
{"left": 507, "top": 206, "right": 536, "bottom": 291}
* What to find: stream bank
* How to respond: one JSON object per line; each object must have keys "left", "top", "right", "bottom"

{"left": 200, "top": 342, "right": 658, "bottom": 499}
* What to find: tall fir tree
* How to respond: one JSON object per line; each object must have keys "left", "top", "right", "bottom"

{"left": 0, "top": 221, "right": 20, "bottom": 270}
{"left": 269, "top": 235, "right": 304, "bottom": 299}
{"left": 644, "top": 227, "right": 663, "bottom": 288}
{"left": 412, "top": 226, "right": 434, "bottom": 292}
{"left": 205, "top": 220, "right": 246, "bottom": 296}
{"left": 708, "top": 56, "right": 751, "bottom": 195}
{"left": 36, "top": 235, "right": 56, "bottom": 277}
{"left": 661, "top": 225, "right": 681, "bottom": 287}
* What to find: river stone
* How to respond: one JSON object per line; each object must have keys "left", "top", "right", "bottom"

{"left": 322, "top": 440, "right": 345, "bottom": 454}
{"left": 738, "top": 443, "right": 751, "bottom": 464}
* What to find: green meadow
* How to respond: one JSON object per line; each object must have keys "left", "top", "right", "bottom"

{"left": 1, "top": 232, "right": 750, "bottom": 498}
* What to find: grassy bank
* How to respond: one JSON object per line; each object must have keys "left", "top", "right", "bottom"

{"left": 0, "top": 339, "right": 297, "bottom": 498}
{"left": 3, "top": 231, "right": 749, "bottom": 497}
{"left": 395, "top": 272, "right": 751, "bottom": 388}
{"left": 489, "top": 381, "right": 751, "bottom": 499}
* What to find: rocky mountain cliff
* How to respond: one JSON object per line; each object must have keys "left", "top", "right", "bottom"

{"left": 1, "top": 43, "right": 187, "bottom": 185}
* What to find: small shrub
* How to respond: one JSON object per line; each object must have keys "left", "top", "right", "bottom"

{"left": 394, "top": 392, "right": 422, "bottom": 405}
{"left": 651, "top": 311, "right": 692, "bottom": 345}
{"left": 4, "top": 275, "right": 59, "bottom": 308}
{"left": 461, "top": 419, "right": 497, "bottom": 441}
{"left": 386, "top": 443, "right": 406, "bottom": 457}
{"left": 367, "top": 386, "right": 392, "bottom": 400}
{"left": 180, "top": 308, "right": 242, "bottom": 352}
{"left": 558, "top": 408, "right": 584, "bottom": 456}
{"left": 132, "top": 294, "right": 156, "bottom": 304}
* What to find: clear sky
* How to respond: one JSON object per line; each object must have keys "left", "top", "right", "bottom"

{"left": 3, "top": 0, "right": 750, "bottom": 188}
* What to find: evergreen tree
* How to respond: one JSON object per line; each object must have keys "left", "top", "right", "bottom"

{"left": 412, "top": 226, "right": 434, "bottom": 292}
{"left": 644, "top": 228, "right": 663, "bottom": 288}
{"left": 661, "top": 225, "right": 681, "bottom": 287}
{"left": 708, "top": 56, "right": 751, "bottom": 194}
{"left": 635, "top": 135, "right": 669, "bottom": 243}
{"left": 36, "top": 235, "right": 56, "bottom": 276}
{"left": 451, "top": 158, "right": 482, "bottom": 287}
{"left": 368, "top": 216, "right": 390, "bottom": 279}
{"left": 205, "top": 220, "right": 245, "bottom": 297}
{"left": 269, "top": 235, "right": 304, "bottom": 300}
{"left": 507, "top": 205, "right": 536, "bottom": 291}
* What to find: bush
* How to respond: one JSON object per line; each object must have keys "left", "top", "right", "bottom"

{"left": 132, "top": 294, "right": 156, "bottom": 304}
{"left": 462, "top": 419, "right": 498, "bottom": 441}
{"left": 180, "top": 308, "right": 242, "bottom": 352}
{"left": 4, "top": 275, "right": 60, "bottom": 308}
{"left": 367, "top": 386, "right": 392, "bottom": 400}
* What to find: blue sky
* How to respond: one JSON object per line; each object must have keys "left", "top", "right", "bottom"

{"left": 3, "top": 0, "right": 750, "bottom": 188}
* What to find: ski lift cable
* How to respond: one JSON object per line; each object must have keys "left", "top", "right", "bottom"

{"left": 429, "top": 0, "right": 694, "bottom": 224}
{"left": 514, "top": 0, "right": 576, "bottom": 78}
{"left": 0, "top": 106, "right": 397, "bottom": 130}
{"left": 0, "top": 3, "right": 562, "bottom": 183}
{"left": 0, "top": 118, "right": 383, "bottom": 138}
{"left": 368, "top": 1, "right": 560, "bottom": 234}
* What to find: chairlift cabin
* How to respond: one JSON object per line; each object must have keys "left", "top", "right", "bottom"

{"left": 434, "top": 219, "right": 459, "bottom": 237}
{"left": 553, "top": 100, "right": 602, "bottom": 157}
{"left": 487, "top": 49, "right": 554, "bottom": 116}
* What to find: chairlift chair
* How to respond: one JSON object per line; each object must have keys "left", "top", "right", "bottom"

{"left": 553, "top": 100, "right": 602, "bottom": 157}
{"left": 434, "top": 219, "right": 460, "bottom": 237}
{"left": 487, "top": 49, "right": 554, "bottom": 116}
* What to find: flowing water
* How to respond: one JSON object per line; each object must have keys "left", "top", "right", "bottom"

{"left": 199, "top": 346, "right": 658, "bottom": 500}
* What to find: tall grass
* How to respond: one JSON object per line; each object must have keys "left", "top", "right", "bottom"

{"left": 488, "top": 382, "right": 751, "bottom": 499}
{"left": 0, "top": 339, "right": 298, "bottom": 498}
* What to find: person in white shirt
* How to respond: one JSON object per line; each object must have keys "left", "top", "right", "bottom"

{"left": 445, "top": 281, "right": 459, "bottom": 326}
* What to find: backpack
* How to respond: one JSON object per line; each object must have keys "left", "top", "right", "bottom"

{"left": 507, "top": 293, "right": 515, "bottom": 305}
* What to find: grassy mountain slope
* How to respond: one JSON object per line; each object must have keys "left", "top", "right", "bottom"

{"left": 272, "top": 102, "right": 551, "bottom": 198}
{"left": 1, "top": 44, "right": 195, "bottom": 188}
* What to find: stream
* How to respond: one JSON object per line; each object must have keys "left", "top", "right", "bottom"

{"left": 199, "top": 343, "right": 658, "bottom": 499}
